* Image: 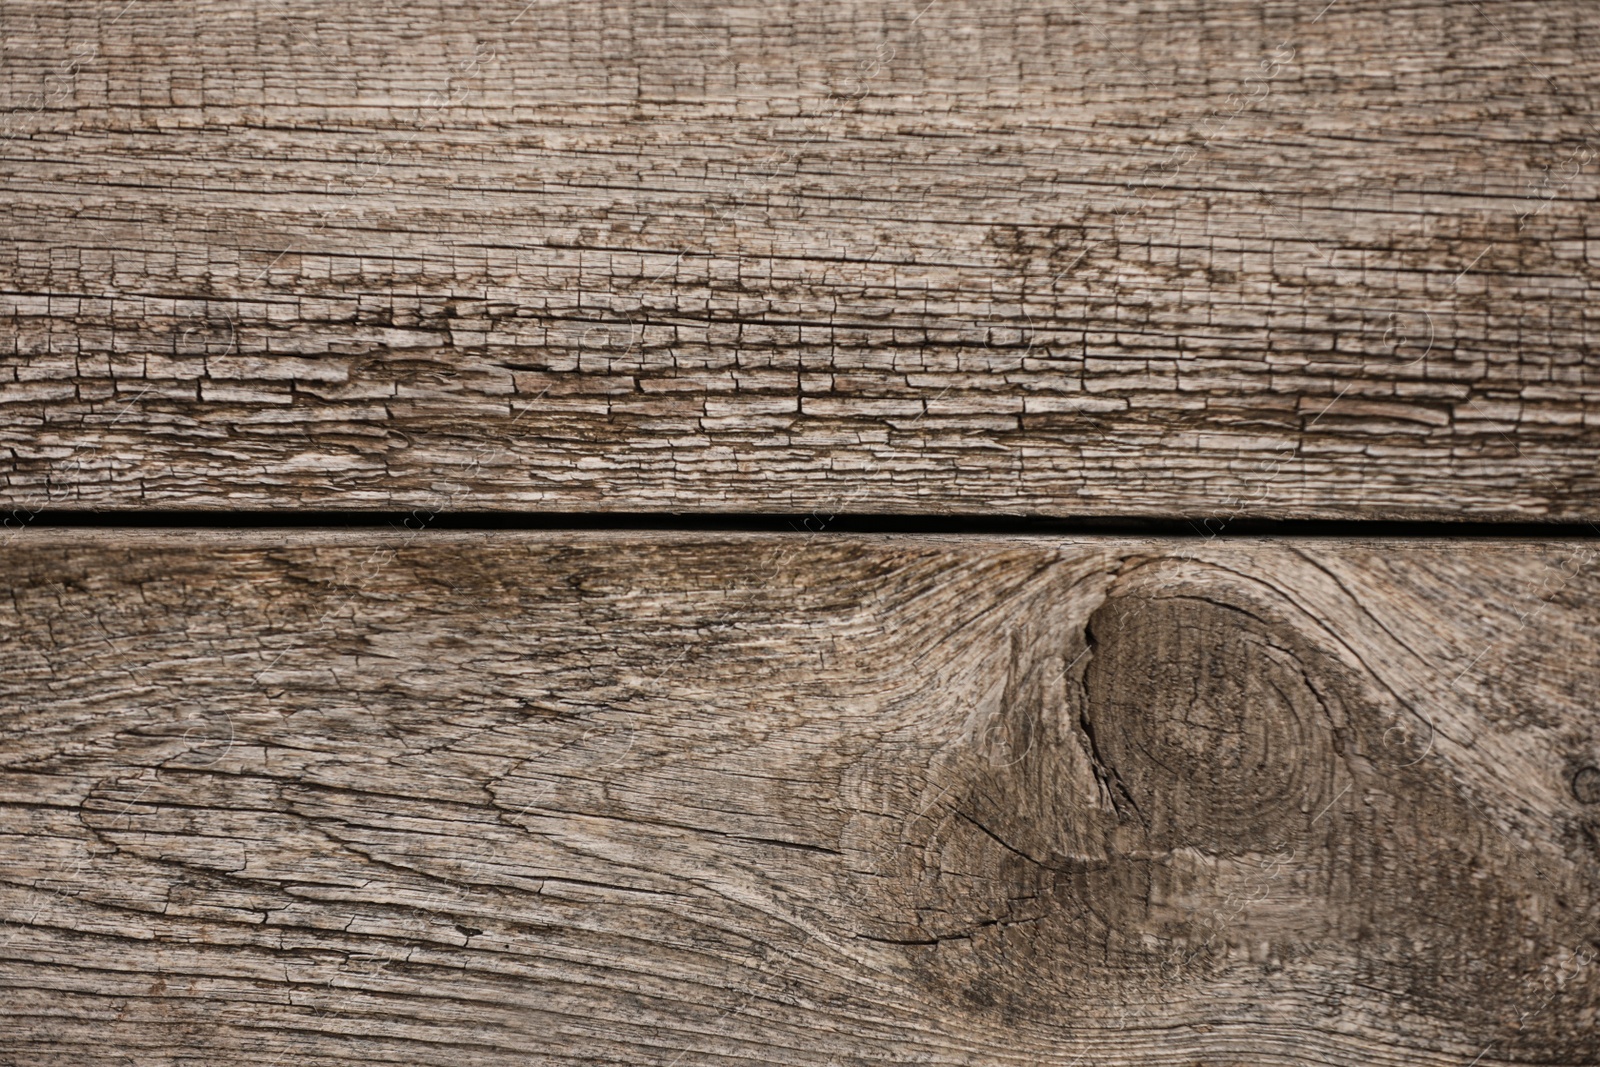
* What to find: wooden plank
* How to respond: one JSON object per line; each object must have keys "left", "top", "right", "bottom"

{"left": 3, "top": 0, "right": 1600, "bottom": 518}
{"left": 2, "top": 528, "right": 1597, "bottom": 1064}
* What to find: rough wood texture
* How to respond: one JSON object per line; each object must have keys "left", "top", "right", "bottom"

{"left": 4, "top": 1, "right": 1600, "bottom": 517}
{"left": 2, "top": 529, "right": 1597, "bottom": 1064}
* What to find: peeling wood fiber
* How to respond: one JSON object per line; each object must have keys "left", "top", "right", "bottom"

{"left": 3, "top": 1, "right": 1600, "bottom": 516}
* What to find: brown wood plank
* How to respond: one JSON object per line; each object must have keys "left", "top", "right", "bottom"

{"left": 1, "top": 528, "right": 1597, "bottom": 1064}
{"left": 3, "top": 0, "right": 1600, "bottom": 518}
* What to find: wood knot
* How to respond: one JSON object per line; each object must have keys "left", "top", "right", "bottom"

{"left": 1079, "top": 594, "right": 1343, "bottom": 851}
{"left": 842, "top": 577, "right": 1358, "bottom": 1018}
{"left": 839, "top": 560, "right": 1600, "bottom": 1052}
{"left": 1574, "top": 766, "right": 1600, "bottom": 804}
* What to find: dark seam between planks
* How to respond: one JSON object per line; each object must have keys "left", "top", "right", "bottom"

{"left": 12, "top": 510, "right": 1600, "bottom": 538}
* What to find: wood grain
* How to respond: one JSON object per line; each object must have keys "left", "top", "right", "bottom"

{"left": 4, "top": 0, "right": 1600, "bottom": 517}
{"left": 2, "top": 529, "right": 1597, "bottom": 1064}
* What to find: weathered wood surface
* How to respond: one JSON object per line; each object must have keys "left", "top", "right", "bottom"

{"left": 4, "top": 1, "right": 1600, "bottom": 518}
{"left": 2, "top": 529, "right": 1597, "bottom": 1064}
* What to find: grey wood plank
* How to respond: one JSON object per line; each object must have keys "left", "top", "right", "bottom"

{"left": 3, "top": 0, "right": 1600, "bottom": 517}
{"left": 1, "top": 529, "right": 1596, "bottom": 1064}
